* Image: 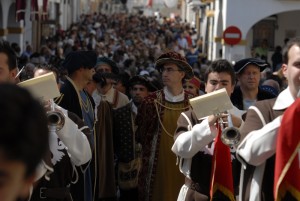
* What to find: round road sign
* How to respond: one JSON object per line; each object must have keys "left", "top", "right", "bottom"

{"left": 223, "top": 26, "right": 242, "bottom": 45}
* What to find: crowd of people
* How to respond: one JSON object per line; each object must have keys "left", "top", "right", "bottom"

{"left": 0, "top": 11, "right": 299, "bottom": 201}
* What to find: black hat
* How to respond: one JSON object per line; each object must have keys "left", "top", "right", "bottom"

{"left": 155, "top": 51, "right": 194, "bottom": 79}
{"left": 62, "top": 51, "right": 97, "bottom": 74}
{"left": 129, "top": 75, "right": 157, "bottom": 92}
{"left": 260, "top": 85, "right": 279, "bottom": 96}
{"left": 234, "top": 58, "right": 269, "bottom": 74}
{"left": 95, "top": 57, "right": 119, "bottom": 75}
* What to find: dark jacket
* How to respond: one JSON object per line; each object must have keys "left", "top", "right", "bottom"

{"left": 56, "top": 78, "right": 95, "bottom": 119}
{"left": 230, "top": 86, "right": 276, "bottom": 110}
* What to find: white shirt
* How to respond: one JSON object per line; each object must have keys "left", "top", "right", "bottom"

{"left": 92, "top": 86, "right": 129, "bottom": 112}
{"left": 163, "top": 87, "right": 185, "bottom": 102}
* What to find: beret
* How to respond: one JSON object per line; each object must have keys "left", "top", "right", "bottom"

{"left": 234, "top": 58, "right": 269, "bottom": 74}
{"left": 155, "top": 51, "right": 194, "bottom": 79}
{"left": 96, "top": 57, "right": 119, "bottom": 75}
{"left": 129, "top": 75, "right": 157, "bottom": 92}
{"left": 62, "top": 51, "right": 97, "bottom": 74}
{"left": 260, "top": 85, "right": 279, "bottom": 96}
{"left": 186, "top": 76, "right": 201, "bottom": 89}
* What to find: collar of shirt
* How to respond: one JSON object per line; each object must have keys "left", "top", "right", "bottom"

{"left": 163, "top": 86, "right": 184, "bottom": 102}
{"left": 273, "top": 87, "right": 295, "bottom": 110}
{"left": 66, "top": 76, "right": 80, "bottom": 94}
{"left": 100, "top": 87, "right": 115, "bottom": 103}
{"left": 131, "top": 100, "right": 138, "bottom": 115}
{"left": 230, "top": 105, "right": 246, "bottom": 118}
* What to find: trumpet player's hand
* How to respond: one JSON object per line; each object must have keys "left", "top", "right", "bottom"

{"left": 42, "top": 100, "right": 52, "bottom": 112}
{"left": 207, "top": 113, "right": 227, "bottom": 127}
{"left": 207, "top": 114, "right": 219, "bottom": 127}
{"left": 230, "top": 114, "right": 242, "bottom": 128}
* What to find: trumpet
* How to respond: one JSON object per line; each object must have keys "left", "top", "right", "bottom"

{"left": 47, "top": 99, "right": 65, "bottom": 131}
{"left": 219, "top": 111, "right": 241, "bottom": 146}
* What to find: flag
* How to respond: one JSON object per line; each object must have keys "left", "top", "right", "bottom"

{"left": 41, "top": 0, "right": 48, "bottom": 21}
{"left": 274, "top": 98, "right": 300, "bottom": 200}
{"left": 31, "top": 0, "right": 39, "bottom": 21}
{"left": 16, "top": 0, "right": 27, "bottom": 22}
{"left": 146, "top": 0, "right": 152, "bottom": 7}
{"left": 210, "top": 124, "right": 235, "bottom": 201}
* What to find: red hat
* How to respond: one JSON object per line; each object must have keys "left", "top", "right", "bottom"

{"left": 187, "top": 76, "right": 201, "bottom": 89}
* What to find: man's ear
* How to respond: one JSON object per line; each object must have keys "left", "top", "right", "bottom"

{"left": 282, "top": 63, "right": 288, "bottom": 78}
{"left": 10, "top": 68, "right": 17, "bottom": 80}
{"left": 19, "top": 174, "right": 35, "bottom": 199}
{"left": 181, "top": 71, "right": 186, "bottom": 80}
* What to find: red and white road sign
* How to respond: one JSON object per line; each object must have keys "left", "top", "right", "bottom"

{"left": 223, "top": 26, "right": 242, "bottom": 46}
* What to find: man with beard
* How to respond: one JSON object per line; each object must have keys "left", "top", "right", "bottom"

{"left": 113, "top": 75, "right": 157, "bottom": 201}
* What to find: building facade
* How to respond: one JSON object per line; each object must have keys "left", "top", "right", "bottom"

{"left": 0, "top": 0, "right": 98, "bottom": 52}
{"left": 184, "top": 0, "right": 300, "bottom": 63}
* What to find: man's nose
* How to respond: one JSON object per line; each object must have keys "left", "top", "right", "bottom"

{"left": 249, "top": 73, "right": 255, "bottom": 78}
{"left": 215, "top": 83, "right": 221, "bottom": 90}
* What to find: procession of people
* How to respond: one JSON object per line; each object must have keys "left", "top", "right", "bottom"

{"left": 0, "top": 11, "right": 299, "bottom": 201}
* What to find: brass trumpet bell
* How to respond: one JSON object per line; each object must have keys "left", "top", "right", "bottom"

{"left": 47, "top": 110, "right": 65, "bottom": 131}
{"left": 221, "top": 126, "right": 241, "bottom": 146}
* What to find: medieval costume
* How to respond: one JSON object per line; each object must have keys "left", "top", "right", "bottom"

{"left": 56, "top": 77, "right": 95, "bottom": 201}
{"left": 172, "top": 106, "right": 244, "bottom": 201}
{"left": 30, "top": 104, "right": 92, "bottom": 201}
{"left": 93, "top": 86, "right": 129, "bottom": 110}
{"left": 136, "top": 88, "right": 194, "bottom": 201}
{"left": 93, "top": 100, "right": 117, "bottom": 201}
{"left": 236, "top": 87, "right": 295, "bottom": 201}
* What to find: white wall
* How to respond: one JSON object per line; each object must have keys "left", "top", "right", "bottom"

{"left": 275, "top": 11, "right": 300, "bottom": 47}
{"left": 221, "top": 0, "right": 300, "bottom": 62}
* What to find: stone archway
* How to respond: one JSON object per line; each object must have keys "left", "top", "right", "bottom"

{"left": 243, "top": 9, "right": 300, "bottom": 64}
{"left": 222, "top": 0, "right": 300, "bottom": 62}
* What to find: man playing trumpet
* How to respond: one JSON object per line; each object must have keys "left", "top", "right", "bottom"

{"left": 172, "top": 59, "right": 245, "bottom": 201}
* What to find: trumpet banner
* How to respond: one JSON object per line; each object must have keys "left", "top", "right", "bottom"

{"left": 210, "top": 125, "right": 235, "bottom": 201}
{"left": 274, "top": 98, "right": 300, "bottom": 200}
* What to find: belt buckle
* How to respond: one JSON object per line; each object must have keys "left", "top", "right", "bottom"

{"left": 191, "top": 182, "right": 201, "bottom": 192}
{"left": 40, "top": 187, "right": 47, "bottom": 199}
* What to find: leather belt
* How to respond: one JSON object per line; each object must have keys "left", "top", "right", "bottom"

{"left": 40, "top": 187, "right": 72, "bottom": 200}
{"left": 185, "top": 177, "right": 204, "bottom": 194}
